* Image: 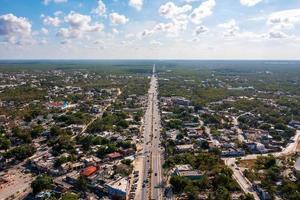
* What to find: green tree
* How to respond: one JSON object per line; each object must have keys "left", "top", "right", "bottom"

{"left": 61, "top": 192, "right": 79, "bottom": 200}
{"left": 31, "top": 174, "right": 53, "bottom": 194}
{"left": 0, "top": 136, "right": 11, "bottom": 150}
{"left": 184, "top": 184, "right": 199, "bottom": 200}
{"left": 78, "top": 175, "right": 87, "bottom": 191}
{"left": 170, "top": 176, "right": 190, "bottom": 194}
{"left": 215, "top": 187, "right": 230, "bottom": 200}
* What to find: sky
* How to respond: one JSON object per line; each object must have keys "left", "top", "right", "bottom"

{"left": 0, "top": 0, "right": 300, "bottom": 59}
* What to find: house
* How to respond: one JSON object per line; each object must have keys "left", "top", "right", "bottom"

{"left": 46, "top": 101, "right": 69, "bottom": 110}
{"left": 105, "top": 177, "right": 129, "bottom": 200}
{"left": 120, "top": 148, "right": 135, "bottom": 156}
{"left": 246, "top": 142, "right": 267, "bottom": 154}
{"left": 289, "top": 120, "right": 300, "bottom": 129}
{"left": 175, "top": 144, "right": 194, "bottom": 153}
{"left": 81, "top": 166, "right": 98, "bottom": 177}
{"left": 221, "top": 149, "right": 245, "bottom": 157}
{"left": 253, "top": 184, "right": 271, "bottom": 200}
{"left": 106, "top": 152, "right": 122, "bottom": 160}
{"left": 173, "top": 164, "right": 203, "bottom": 180}
{"left": 172, "top": 97, "right": 191, "bottom": 106}
{"left": 81, "top": 156, "right": 101, "bottom": 166}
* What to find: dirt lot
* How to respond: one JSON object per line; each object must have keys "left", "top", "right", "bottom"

{"left": 0, "top": 168, "right": 34, "bottom": 200}
{"left": 237, "top": 159, "right": 256, "bottom": 169}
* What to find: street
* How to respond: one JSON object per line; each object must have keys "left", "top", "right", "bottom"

{"left": 134, "top": 64, "right": 163, "bottom": 200}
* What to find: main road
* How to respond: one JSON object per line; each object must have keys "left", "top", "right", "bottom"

{"left": 134, "top": 64, "right": 163, "bottom": 200}
{"left": 150, "top": 65, "right": 164, "bottom": 200}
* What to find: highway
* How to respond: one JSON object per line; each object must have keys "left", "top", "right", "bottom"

{"left": 150, "top": 64, "right": 163, "bottom": 200}
{"left": 134, "top": 64, "right": 163, "bottom": 200}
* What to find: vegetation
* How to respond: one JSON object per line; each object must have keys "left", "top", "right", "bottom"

{"left": 31, "top": 174, "right": 53, "bottom": 194}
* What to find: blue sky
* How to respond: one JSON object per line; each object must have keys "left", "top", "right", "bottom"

{"left": 0, "top": 0, "right": 300, "bottom": 59}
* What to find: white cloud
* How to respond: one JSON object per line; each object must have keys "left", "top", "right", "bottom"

{"left": 240, "top": 0, "right": 262, "bottom": 7}
{"left": 91, "top": 0, "right": 106, "bottom": 16}
{"left": 150, "top": 40, "right": 163, "bottom": 46}
{"left": 54, "top": 11, "right": 63, "bottom": 17}
{"left": 267, "top": 9, "right": 300, "bottom": 30}
{"left": 41, "top": 27, "right": 49, "bottom": 35}
{"left": 219, "top": 19, "right": 264, "bottom": 40}
{"left": 112, "top": 28, "right": 119, "bottom": 35}
{"left": 159, "top": 2, "right": 192, "bottom": 21}
{"left": 268, "top": 30, "right": 288, "bottom": 39}
{"left": 64, "top": 11, "right": 103, "bottom": 31}
{"left": 57, "top": 11, "right": 104, "bottom": 39}
{"left": 43, "top": 0, "right": 67, "bottom": 6}
{"left": 194, "top": 25, "right": 209, "bottom": 36}
{"left": 184, "top": 0, "right": 200, "bottom": 2}
{"left": 218, "top": 19, "right": 240, "bottom": 37}
{"left": 0, "top": 13, "right": 32, "bottom": 44}
{"left": 129, "top": 0, "right": 144, "bottom": 11}
{"left": 189, "top": 0, "right": 216, "bottom": 24}
{"left": 43, "top": 16, "right": 60, "bottom": 27}
{"left": 109, "top": 12, "right": 129, "bottom": 25}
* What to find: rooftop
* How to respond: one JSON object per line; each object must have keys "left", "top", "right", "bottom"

{"left": 81, "top": 166, "right": 98, "bottom": 177}
{"left": 107, "top": 177, "right": 128, "bottom": 193}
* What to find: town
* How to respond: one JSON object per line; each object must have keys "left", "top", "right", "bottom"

{"left": 0, "top": 61, "right": 300, "bottom": 200}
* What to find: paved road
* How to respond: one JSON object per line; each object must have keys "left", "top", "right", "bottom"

{"left": 134, "top": 65, "right": 163, "bottom": 200}
{"left": 225, "top": 158, "right": 260, "bottom": 200}
{"left": 150, "top": 65, "right": 163, "bottom": 200}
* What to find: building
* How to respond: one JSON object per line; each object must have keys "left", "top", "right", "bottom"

{"left": 81, "top": 166, "right": 98, "bottom": 177}
{"left": 253, "top": 183, "right": 271, "bottom": 200}
{"left": 172, "top": 97, "right": 191, "bottom": 106}
{"left": 221, "top": 149, "right": 245, "bottom": 157}
{"left": 175, "top": 144, "right": 194, "bottom": 153}
{"left": 246, "top": 142, "right": 267, "bottom": 154}
{"left": 289, "top": 120, "right": 300, "bottom": 129}
{"left": 106, "top": 152, "right": 122, "bottom": 160}
{"left": 105, "top": 177, "right": 129, "bottom": 200}
{"left": 173, "top": 164, "right": 203, "bottom": 180}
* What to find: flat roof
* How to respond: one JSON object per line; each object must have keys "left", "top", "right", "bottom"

{"left": 107, "top": 178, "right": 128, "bottom": 192}
{"left": 178, "top": 170, "right": 203, "bottom": 177}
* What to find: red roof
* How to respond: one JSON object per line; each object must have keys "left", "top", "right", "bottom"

{"left": 81, "top": 166, "right": 97, "bottom": 177}
{"left": 106, "top": 152, "right": 122, "bottom": 159}
{"left": 48, "top": 102, "right": 64, "bottom": 107}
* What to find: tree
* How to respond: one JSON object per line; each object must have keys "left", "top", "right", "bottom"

{"left": 30, "top": 125, "right": 44, "bottom": 138}
{"left": 31, "top": 174, "right": 53, "bottom": 194}
{"left": 214, "top": 187, "right": 230, "bottom": 200}
{"left": 6, "top": 144, "right": 35, "bottom": 160}
{"left": 61, "top": 192, "right": 79, "bottom": 200}
{"left": 184, "top": 184, "right": 199, "bottom": 200}
{"left": 170, "top": 176, "right": 190, "bottom": 194}
{"left": 239, "top": 193, "right": 255, "bottom": 200}
{"left": 0, "top": 136, "right": 11, "bottom": 150}
{"left": 78, "top": 175, "right": 87, "bottom": 191}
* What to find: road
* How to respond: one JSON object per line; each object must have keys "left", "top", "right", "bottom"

{"left": 224, "top": 158, "right": 260, "bottom": 200}
{"left": 134, "top": 65, "right": 163, "bottom": 200}
{"left": 150, "top": 65, "right": 163, "bottom": 200}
